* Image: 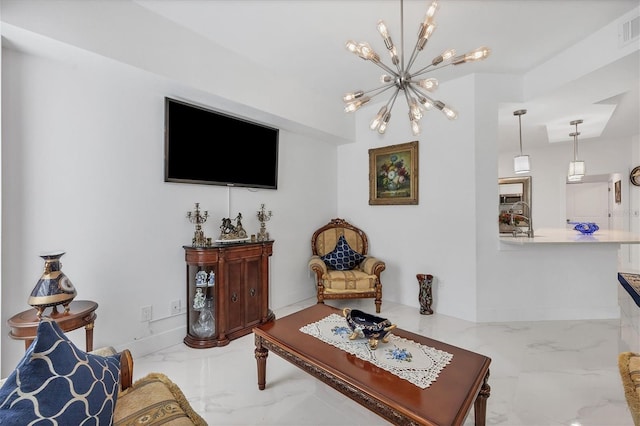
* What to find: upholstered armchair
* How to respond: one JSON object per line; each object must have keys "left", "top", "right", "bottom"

{"left": 308, "top": 218, "right": 385, "bottom": 313}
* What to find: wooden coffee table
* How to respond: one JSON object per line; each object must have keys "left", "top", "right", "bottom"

{"left": 254, "top": 304, "right": 491, "bottom": 426}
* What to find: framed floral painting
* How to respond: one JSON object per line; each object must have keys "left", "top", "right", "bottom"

{"left": 368, "top": 141, "right": 418, "bottom": 205}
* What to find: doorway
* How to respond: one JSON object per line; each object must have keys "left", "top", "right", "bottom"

{"left": 566, "top": 181, "right": 610, "bottom": 230}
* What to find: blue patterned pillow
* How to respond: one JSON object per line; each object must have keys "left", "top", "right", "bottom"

{"left": 0, "top": 318, "right": 121, "bottom": 425}
{"left": 321, "top": 235, "right": 365, "bottom": 271}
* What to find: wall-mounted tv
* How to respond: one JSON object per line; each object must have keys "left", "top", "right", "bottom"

{"left": 164, "top": 97, "right": 279, "bottom": 189}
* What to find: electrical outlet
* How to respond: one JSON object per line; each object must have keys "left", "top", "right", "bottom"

{"left": 140, "top": 305, "right": 152, "bottom": 322}
{"left": 171, "top": 299, "right": 181, "bottom": 315}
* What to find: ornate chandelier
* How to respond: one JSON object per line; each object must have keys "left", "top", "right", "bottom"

{"left": 343, "top": 0, "right": 490, "bottom": 135}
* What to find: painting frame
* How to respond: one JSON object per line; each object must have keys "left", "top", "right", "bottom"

{"left": 615, "top": 180, "right": 621, "bottom": 204}
{"left": 368, "top": 141, "right": 418, "bottom": 205}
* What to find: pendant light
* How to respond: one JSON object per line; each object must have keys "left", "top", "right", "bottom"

{"left": 567, "top": 119, "right": 585, "bottom": 182}
{"left": 513, "top": 109, "right": 530, "bottom": 174}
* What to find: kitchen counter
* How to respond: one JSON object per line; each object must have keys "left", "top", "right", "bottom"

{"left": 499, "top": 228, "right": 640, "bottom": 245}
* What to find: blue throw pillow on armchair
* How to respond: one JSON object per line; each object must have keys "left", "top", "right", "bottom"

{"left": 0, "top": 317, "right": 121, "bottom": 425}
{"left": 321, "top": 235, "right": 365, "bottom": 271}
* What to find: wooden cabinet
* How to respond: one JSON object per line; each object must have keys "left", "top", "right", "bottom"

{"left": 183, "top": 241, "right": 274, "bottom": 348}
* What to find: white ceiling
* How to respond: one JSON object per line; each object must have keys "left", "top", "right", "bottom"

{"left": 136, "top": 1, "right": 638, "bottom": 150}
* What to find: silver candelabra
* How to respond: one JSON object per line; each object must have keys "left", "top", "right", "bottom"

{"left": 256, "top": 204, "right": 272, "bottom": 242}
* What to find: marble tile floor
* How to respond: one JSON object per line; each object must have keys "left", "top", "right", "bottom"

{"left": 133, "top": 298, "right": 633, "bottom": 426}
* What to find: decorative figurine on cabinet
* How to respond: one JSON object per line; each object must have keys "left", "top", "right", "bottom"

{"left": 193, "top": 287, "right": 205, "bottom": 310}
{"left": 217, "top": 213, "right": 248, "bottom": 242}
{"left": 195, "top": 271, "right": 208, "bottom": 286}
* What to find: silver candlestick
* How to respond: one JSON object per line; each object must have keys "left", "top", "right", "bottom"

{"left": 256, "top": 204, "right": 272, "bottom": 242}
{"left": 186, "top": 203, "right": 210, "bottom": 247}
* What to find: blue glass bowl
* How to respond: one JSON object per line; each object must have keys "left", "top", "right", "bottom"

{"left": 569, "top": 222, "right": 599, "bottom": 235}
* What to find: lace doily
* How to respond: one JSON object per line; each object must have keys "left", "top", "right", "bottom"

{"left": 299, "top": 313, "right": 453, "bottom": 389}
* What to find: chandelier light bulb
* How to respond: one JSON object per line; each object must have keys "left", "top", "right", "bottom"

{"left": 358, "top": 42, "right": 381, "bottom": 62}
{"left": 417, "top": 21, "right": 437, "bottom": 51}
{"left": 343, "top": 0, "right": 489, "bottom": 133}
{"left": 425, "top": 0, "right": 439, "bottom": 19}
{"left": 377, "top": 20, "right": 390, "bottom": 39}
{"left": 431, "top": 48, "right": 456, "bottom": 66}
{"left": 344, "top": 96, "right": 371, "bottom": 113}
{"left": 432, "top": 100, "right": 457, "bottom": 120}
{"left": 417, "top": 78, "right": 438, "bottom": 91}
{"left": 422, "top": 22, "right": 437, "bottom": 41}
{"left": 411, "top": 119, "right": 421, "bottom": 136}
{"left": 441, "top": 107, "right": 457, "bottom": 120}
{"left": 380, "top": 74, "right": 394, "bottom": 83}
{"left": 345, "top": 40, "right": 358, "bottom": 54}
{"left": 419, "top": 97, "right": 435, "bottom": 110}
{"left": 453, "top": 46, "right": 491, "bottom": 65}
{"left": 342, "top": 91, "right": 364, "bottom": 102}
{"left": 378, "top": 112, "right": 391, "bottom": 134}
{"left": 467, "top": 46, "right": 491, "bottom": 61}
{"left": 409, "top": 99, "right": 422, "bottom": 120}
{"left": 370, "top": 106, "right": 388, "bottom": 130}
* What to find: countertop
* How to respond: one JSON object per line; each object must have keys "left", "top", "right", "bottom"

{"left": 499, "top": 228, "right": 640, "bottom": 245}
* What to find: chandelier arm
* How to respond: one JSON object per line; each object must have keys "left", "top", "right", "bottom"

{"left": 385, "top": 87, "right": 401, "bottom": 111}
{"left": 402, "top": 87, "right": 413, "bottom": 110}
{"left": 411, "top": 62, "right": 452, "bottom": 78}
{"left": 409, "top": 85, "right": 435, "bottom": 103}
{"left": 358, "top": 83, "right": 400, "bottom": 99}
{"left": 369, "top": 60, "right": 399, "bottom": 77}
{"left": 405, "top": 40, "right": 425, "bottom": 72}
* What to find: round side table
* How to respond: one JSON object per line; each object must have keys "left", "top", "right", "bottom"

{"left": 7, "top": 300, "right": 98, "bottom": 351}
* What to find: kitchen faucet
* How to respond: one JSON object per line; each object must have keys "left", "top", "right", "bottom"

{"left": 509, "top": 201, "right": 534, "bottom": 237}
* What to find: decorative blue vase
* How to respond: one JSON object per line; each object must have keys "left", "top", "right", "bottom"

{"left": 28, "top": 252, "right": 77, "bottom": 317}
{"left": 569, "top": 222, "right": 599, "bottom": 235}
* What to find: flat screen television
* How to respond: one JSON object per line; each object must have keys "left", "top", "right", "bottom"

{"left": 164, "top": 97, "right": 279, "bottom": 189}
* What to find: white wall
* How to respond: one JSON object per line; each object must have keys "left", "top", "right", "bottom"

{"left": 0, "top": 44, "right": 337, "bottom": 375}
{"left": 338, "top": 73, "right": 508, "bottom": 322}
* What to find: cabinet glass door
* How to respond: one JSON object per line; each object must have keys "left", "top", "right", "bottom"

{"left": 188, "top": 266, "right": 216, "bottom": 338}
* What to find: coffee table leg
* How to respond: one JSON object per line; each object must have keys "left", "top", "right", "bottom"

{"left": 254, "top": 335, "right": 269, "bottom": 390}
{"left": 474, "top": 369, "right": 491, "bottom": 426}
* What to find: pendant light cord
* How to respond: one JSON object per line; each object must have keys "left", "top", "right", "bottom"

{"left": 518, "top": 114, "right": 524, "bottom": 155}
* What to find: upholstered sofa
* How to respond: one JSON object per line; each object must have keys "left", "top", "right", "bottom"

{"left": 0, "top": 318, "right": 206, "bottom": 425}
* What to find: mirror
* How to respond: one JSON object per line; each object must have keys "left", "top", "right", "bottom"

{"left": 498, "top": 176, "right": 532, "bottom": 234}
